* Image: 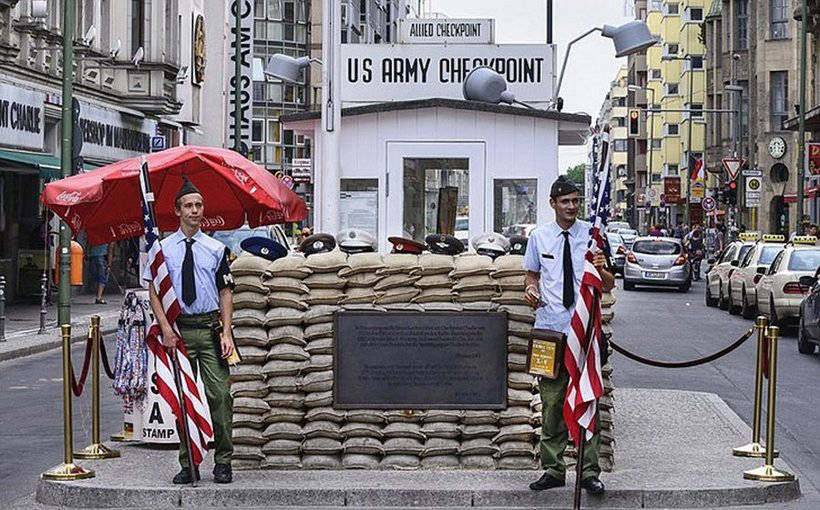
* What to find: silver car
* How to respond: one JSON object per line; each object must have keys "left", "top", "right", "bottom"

{"left": 623, "top": 237, "right": 691, "bottom": 292}
{"left": 618, "top": 228, "right": 639, "bottom": 249}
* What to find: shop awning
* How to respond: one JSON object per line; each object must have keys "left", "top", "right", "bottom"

{"left": 0, "top": 149, "right": 102, "bottom": 181}
{"left": 783, "top": 104, "right": 820, "bottom": 132}
{"left": 783, "top": 185, "right": 819, "bottom": 203}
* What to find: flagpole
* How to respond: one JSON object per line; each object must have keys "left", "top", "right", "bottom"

{"left": 138, "top": 159, "right": 198, "bottom": 486}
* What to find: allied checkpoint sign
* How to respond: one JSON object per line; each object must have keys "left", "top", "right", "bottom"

{"left": 398, "top": 18, "right": 495, "bottom": 44}
{"left": 341, "top": 44, "right": 554, "bottom": 106}
{"left": 334, "top": 311, "right": 508, "bottom": 409}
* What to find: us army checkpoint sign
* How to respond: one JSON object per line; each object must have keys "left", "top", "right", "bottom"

{"left": 341, "top": 44, "right": 554, "bottom": 106}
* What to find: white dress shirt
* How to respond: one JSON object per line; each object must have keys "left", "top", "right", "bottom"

{"left": 522, "top": 219, "right": 592, "bottom": 333}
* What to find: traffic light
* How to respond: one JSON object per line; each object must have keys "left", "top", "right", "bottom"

{"left": 725, "top": 180, "right": 738, "bottom": 205}
{"left": 629, "top": 109, "right": 640, "bottom": 136}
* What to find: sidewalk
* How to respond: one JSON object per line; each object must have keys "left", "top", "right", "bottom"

{"left": 26, "top": 389, "right": 804, "bottom": 509}
{"left": 0, "top": 294, "right": 128, "bottom": 362}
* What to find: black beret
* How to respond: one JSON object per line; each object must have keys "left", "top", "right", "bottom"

{"left": 550, "top": 175, "right": 579, "bottom": 198}
{"left": 176, "top": 176, "right": 202, "bottom": 201}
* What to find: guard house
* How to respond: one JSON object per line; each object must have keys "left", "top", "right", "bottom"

{"left": 282, "top": 98, "right": 590, "bottom": 252}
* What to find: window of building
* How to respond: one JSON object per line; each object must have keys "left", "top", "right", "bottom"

{"left": 714, "top": 93, "right": 723, "bottom": 141}
{"left": 664, "top": 123, "right": 680, "bottom": 136}
{"left": 686, "top": 7, "right": 703, "bottom": 21}
{"left": 651, "top": 138, "right": 662, "bottom": 149}
{"left": 403, "top": 158, "right": 470, "bottom": 242}
{"left": 715, "top": 21, "right": 722, "bottom": 61}
{"left": 650, "top": 0, "right": 662, "bottom": 11}
{"left": 666, "top": 164, "right": 679, "bottom": 176}
{"left": 736, "top": 0, "right": 748, "bottom": 50}
{"left": 738, "top": 79, "right": 750, "bottom": 144}
{"left": 650, "top": 68, "right": 662, "bottom": 80}
{"left": 612, "top": 139, "right": 628, "bottom": 152}
{"left": 689, "top": 104, "right": 704, "bottom": 118}
{"left": 131, "top": 0, "right": 145, "bottom": 56}
{"left": 770, "top": 0, "right": 789, "bottom": 39}
{"left": 689, "top": 56, "right": 704, "bottom": 70}
{"left": 770, "top": 71, "right": 789, "bottom": 131}
{"left": 252, "top": 119, "right": 264, "bottom": 143}
{"left": 493, "top": 179, "right": 537, "bottom": 236}
{"left": 665, "top": 82, "right": 679, "bottom": 95}
{"left": 664, "top": 43, "right": 679, "bottom": 56}
{"left": 665, "top": 3, "right": 679, "bottom": 15}
{"left": 651, "top": 173, "right": 662, "bottom": 183}
{"left": 340, "top": 179, "right": 379, "bottom": 236}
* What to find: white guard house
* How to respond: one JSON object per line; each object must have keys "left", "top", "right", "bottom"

{"left": 283, "top": 98, "right": 590, "bottom": 252}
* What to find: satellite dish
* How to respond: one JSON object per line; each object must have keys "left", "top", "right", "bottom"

{"left": 131, "top": 46, "right": 144, "bottom": 66}
{"left": 82, "top": 25, "right": 96, "bottom": 46}
{"left": 110, "top": 39, "right": 121, "bottom": 59}
{"left": 176, "top": 66, "right": 189, "bottom": 84}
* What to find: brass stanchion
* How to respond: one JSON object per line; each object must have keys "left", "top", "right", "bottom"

{"left": 744, "top": 326, "right": 794, "bottom": 482}
{"left": 75, "top": 316, "right": 120, "bottom": 459}
{"left": 733, "top": 316, "right": 778, "bottom": 458}
{"left": 42, "top": 325, "right": 95, "bottom": 480}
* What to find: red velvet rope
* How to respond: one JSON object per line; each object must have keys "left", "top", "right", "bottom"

{"left": 69, "top": 333, "right": 94, "bottom": 397}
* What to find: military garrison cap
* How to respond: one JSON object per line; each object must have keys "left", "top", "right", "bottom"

{"left": 176, "top": 176, "right": 202, "bottom": 201}
{"left": 471, "top": 232, "right": 510, "bottom": 259}
{"left": 240, "top": 236, "right": 288, "bottom": 261}
{"left": 425, "top": 234, "right": 465, "bottom": 256}
{"left": 509, "top": 235, "right": 528, "bottom": 255}
{"left": 299, "top": 233, "right": 336, "bottom": 255}
{"left": 337, "top": 229, "right": 377, "bottom": 254}
{"left": 388, "top": 236, "right": 426, "bottom": 254}
{"left": 550, "top": 175, "right": 579, "bottom": 198}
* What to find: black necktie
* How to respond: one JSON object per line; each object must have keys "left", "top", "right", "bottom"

{"left": 182, "top": 238, "right": 196, "bottom": 306}
{"left": 562, "top": 231, "right": 574, "bottom": 309}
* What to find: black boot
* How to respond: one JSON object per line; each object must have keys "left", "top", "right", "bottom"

{"left": 529, "top": 472, "right": 565, "bottom": 490}
{"left": 213, "top": 463, "right": 233, "bottom": 484}
{"left": 172, "top": 467, "right": 199, "bottom": 484}
{"left": 581, "top": 476, "right": 605, "bottom": 494}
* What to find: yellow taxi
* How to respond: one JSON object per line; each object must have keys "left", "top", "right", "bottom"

{"left": 727, "top": 235, "right": 786, "bottom": 319}
{"left": 705, "top": 233, "right": 758, "bottom": 309}
{"left": 755, "top": 236, "right": 820, "bottom": 326}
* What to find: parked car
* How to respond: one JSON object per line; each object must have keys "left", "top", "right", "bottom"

{"left": 455, "top": 216, "right": 470, "bottom": 246}
{"left": 727, "top": 236, "right": 785, "bottom": 318}
{"left": 797, "top": 266, "right": 820, "bottom": 354}
{"left": 606, "top": 232, "right": 626, "bottom": 276}
{"left": 623, "top": 237, "right": 690, "bottom": 292}
{"left": 756, "top": 236, "right": 820, "bottom": 326}
{"left": 212, "top": 224, "right": 291, "bottom": 259}
{"left": 606, "top": 221, "right": 631, "bottom": 233}
{"left": 705, "top": 237, "right": 756, "bottom": 309}
{"left": 617, "top": 228, "right": 639, "bottom": 249}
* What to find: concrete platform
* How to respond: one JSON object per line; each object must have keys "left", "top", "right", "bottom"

{"left": 33, "top": 389, "right": 801, "bottom": 508}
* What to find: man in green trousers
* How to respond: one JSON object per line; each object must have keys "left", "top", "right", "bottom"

{"left": 522, "top": 176, "right": 614, "bottom": 494}
{"left": 145, "top": 178, "right": 236, "bottom": 484}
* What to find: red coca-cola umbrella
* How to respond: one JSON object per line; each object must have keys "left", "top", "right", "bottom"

{"left": 41, "top": 145, "right": 308, "bottom": 244}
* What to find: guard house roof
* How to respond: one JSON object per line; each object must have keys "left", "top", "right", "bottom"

{"left": 281, "top": 98, "right": 592, "bottom": 146}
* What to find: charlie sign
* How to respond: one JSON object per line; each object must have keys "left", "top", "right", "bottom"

{"left": 342, "top": 44, "right": 554, "bottom": 105}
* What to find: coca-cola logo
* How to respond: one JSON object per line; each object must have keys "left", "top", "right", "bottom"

{"left": 233, "top": 168, "right": 250, "bottom": 186}
{"left": 57, "top": 191, "right": 82, "bottom": 204}
{"left": 258, "top": 210, "right": 283, "bottom": 223}
{"left": 200, "top": 216, "right": 226, "bottom": 228}
{"left": 116, "top": 221, "right": 142, "bottom": 236}
{"left": 70, "top": 213, "right": 82, "bottom": 231}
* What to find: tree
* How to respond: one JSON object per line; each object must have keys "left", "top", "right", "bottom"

{"left": 565, "top": 163, "right": 586, "bottom": 197}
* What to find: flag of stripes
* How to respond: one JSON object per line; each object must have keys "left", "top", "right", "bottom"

{"left": 141, "top": 189, "right": 213, "bottom": 466}
{"left": 563, "top": 129, "right": 611, "bottom": 446}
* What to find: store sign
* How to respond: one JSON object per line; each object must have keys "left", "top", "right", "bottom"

{"left": 807, "top": 142, "right": 820, "bottom": 175}
{"left": 746, "top": 176, "right": 761, "bottom": 207}
{"left": 227, "top": 0, "right": 254, "bottom": 155}
{"left": 77, "top": 102, "right": 157, "bottom": 161}
{"left": 664, "top": 176, "right": 681, "bottom": 204}
{"left": 398, "top": 18, "right": 495, "bottom": 44}
{"left": 691, "top": 181, "right": 705, "bottom": 199}
{"left": 0, "top": 82, "right": 45, "bottom": 151}
{"left": 342, "top": 44, "right": 554, "bottom": 105}
{"left": 291, "top": 157, "right": 312, "bottom": 183}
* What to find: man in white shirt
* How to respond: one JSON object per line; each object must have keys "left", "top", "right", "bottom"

{"left": 522, "top": 176, "right": 614, "bottom": 494}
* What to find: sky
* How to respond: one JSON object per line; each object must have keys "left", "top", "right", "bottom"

{"left": 422, "top": 0, "right": 633, "bottom": 173}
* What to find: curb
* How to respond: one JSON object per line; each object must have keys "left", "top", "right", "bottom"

{"left": 35, "top": 478, "right": 801, "bottom": 509}
{"left": 0, "top": 318, "right": 120, "bottom": 363}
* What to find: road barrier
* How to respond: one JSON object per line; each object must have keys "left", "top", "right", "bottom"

{"left": 733, "top": 316, "right": 778, "bottom": 459}
{"left": 41, "top": 324, "right": 95, "bottom": 481}
{"left": 75, "top": 315, "right": 120, "bottom": 460}
{"left": 743, "top": 325, "right": 794, "bottom": 482}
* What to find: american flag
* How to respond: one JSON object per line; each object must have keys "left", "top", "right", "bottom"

{"left": 139, "top": 163, "right": 213, "bottom": 466}
{"left": 563, "top": 129, "right": 610, "bottom": 446}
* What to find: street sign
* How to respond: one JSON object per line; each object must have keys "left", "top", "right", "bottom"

{"left": 281, "top": 175, "right": 294, "bottom": 190}
{"left": 722, "top": 158, "right": 744, "bottom": 181}
{"left": 742, "top": 168, "right": 762, "bottom": 177}
{"left": 702, "top": 197, "right": 716, "bottom": 212}
{"left": 151, "top": 135, "right": 166, "bottom": 152}
{"left": 291, "top": 158, "right": 312, "bottom": 183}
{"left": 692, "top": 181, "right": 705, "bottom": 199}
{"left": 745, "top": 176, "right": 762, "bottom": 207}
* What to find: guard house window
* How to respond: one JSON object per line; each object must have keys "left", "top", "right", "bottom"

{"left": 770, "top": 0, "right": 789, "bottom": 39}
{"left": 403, "top": 158, "right": 470, "bottom": 243}
{"left": 131, "top": 0, "right": 145, "bottom": 56}
{"left": 770, "top": 71, "right": 789, "bottom": 131}
{"left": 340, "top": 179, "right": 379, "bottom": 237}
{"left": 736, "top": 0, "right": 749, "bottom": 50}
{"left": 493, "top": 180, "right": 537, "bottom": 236}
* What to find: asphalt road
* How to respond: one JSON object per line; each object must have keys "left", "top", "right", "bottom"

{"left": 611, "top": 277, "right": 820, "bottom": 496}
{"left": 0, "top": 339, "right": 123, "bottom": 503}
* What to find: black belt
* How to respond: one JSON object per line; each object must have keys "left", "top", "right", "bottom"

{"left": 177, "top": 311, "right": 219, "bottom": 328}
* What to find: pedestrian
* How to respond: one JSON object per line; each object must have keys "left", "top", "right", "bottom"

{"left": 88, "top": 241, "right": 113, "bottom": 304}
{"left": 683, "top": 225, "right": 705, "bottom": 280}
{"left": 522, "top": 175, "right": 615, "bottom": 495}
{"left": 143, "top": 177, "right": 236, "bottom": 485}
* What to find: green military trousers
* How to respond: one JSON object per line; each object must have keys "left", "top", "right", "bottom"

{"left": 538, "top": 366, "right": 600, "bottom": 481}
{"left": 176, "top": 314, "right": 233, "bottom": 468}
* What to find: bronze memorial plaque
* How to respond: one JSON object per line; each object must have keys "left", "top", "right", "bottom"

{"left": 333, "top": 311, "right": 508, "bottom": 409}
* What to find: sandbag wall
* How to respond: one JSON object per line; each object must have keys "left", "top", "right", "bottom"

{"left": 228, "top": 251, "right": 616, "bottom": 470}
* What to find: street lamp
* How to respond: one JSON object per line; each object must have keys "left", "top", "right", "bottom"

{"left": 628, "top": 84, "right": 655, "bottom": 234}
{"left": 462, "top": 67, "right": 535, "bottom": 109}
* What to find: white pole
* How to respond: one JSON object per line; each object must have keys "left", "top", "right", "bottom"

{"left": 320, "top": 0, "right": 341, "bottom": 234}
